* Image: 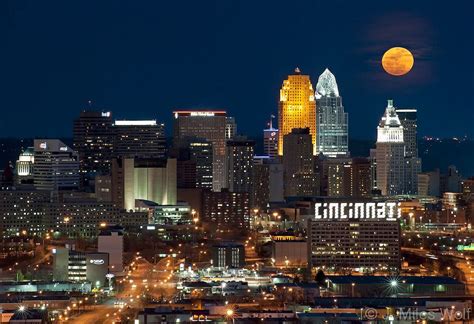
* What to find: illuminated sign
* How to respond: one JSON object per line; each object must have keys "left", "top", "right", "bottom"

{"left": 190, "top": 112, "right": 215, "bottom": 117}
{"left": 39, "top": 142, "right": 47, "bottom": 149}
{"left": 89, "top": 259, "right": 105, "bottom": 265}
{"left": 314, "top": 202, "right": 400, "bottom": 220}
{"left": 101, "top": 112, "right": 111, "bottom": 117}
{"left": 457, "top": 243, "right": 474, "bottom": 251}
{"left": 59, "top": 146, "right": 68, "bottom": 151}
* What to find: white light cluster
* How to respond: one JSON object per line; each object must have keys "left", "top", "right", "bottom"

{"left": 314, "top": 202, "right": 401, "bottom": 220}
{"left": 114, "top": 120, "right": 157, "bottom": 126}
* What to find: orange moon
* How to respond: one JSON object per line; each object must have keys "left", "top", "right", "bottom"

{"left": 381, "top": 47, "right": 414, "bottom": 76}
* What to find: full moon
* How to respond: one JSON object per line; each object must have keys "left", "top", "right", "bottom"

{"left": 381, "top": 47, "right": 414, "bottom": 76}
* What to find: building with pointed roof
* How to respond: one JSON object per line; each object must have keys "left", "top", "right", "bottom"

{"left": 315, "top": 68, "right": 348, "bottom": 157}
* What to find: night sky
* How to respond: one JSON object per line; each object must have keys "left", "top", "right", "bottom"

{"left": 1, "top": 0, "right": 473, "bottom": 139}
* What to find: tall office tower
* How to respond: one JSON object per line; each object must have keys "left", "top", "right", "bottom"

{"left": 202, "top": 189, "right": 250, "bottom": 230}
{"left": 111, "top": 157, "right": 177, "bottom": 210}
{"left": 73, "top": 111, "right": 114, "bottom": 175}
{"left": 33, "top": 139, "right": 80, "bottom": 191}
{"left": 375, "top": 100, "right": 406, "bottom": 196}
{"left": 225, "top": 117, "right": 237, "bottom": 140}
{"left": 396, "top": 108, "right": 421, "bottom": 194}
{"left": 225, "top": 137, "right": 255, "bottom": 193}
{"left": 283, "top": 128, "right": 317, "bottom": 197}
{"left": 278, "top": 68, "right": 317, "bottom": 156}
{"left": 173, "top": 110, "right": 227, "bottom": 191}
{"left": 263, "top": 115, "right": 278, "bottom": 159}
{"left": 113, "top": 120, "right": 166, "bottom": 158}
{"left": 395, "top": 109, "right": 417, "bottom": 157}
{"left": 315, "top": 69, "right": 349, "bottom": 157}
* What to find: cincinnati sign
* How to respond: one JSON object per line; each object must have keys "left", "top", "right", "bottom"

{"left": 314, "top": 202, "right": 400, "bottom": 220}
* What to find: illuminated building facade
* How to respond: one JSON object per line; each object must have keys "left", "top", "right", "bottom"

{"left": 225, "top": 117, "right": 237, "bottom": 140}
{"left": 173, "top": 110, "right": 227, "bottom": 191}
{"left": 376, "top": 101, "right": 420, "bottom": 196}
{"left": 33, "top": 139, "right": 80, "bottom": 191}
{"left": 211, "top": 242, "right": 245, "bottom": 268}
{"left": 113, "top": 120, "right": 166, "bottom": 158}
{"left": 111, "top": 157, "right": 177, "bottom": 211}
{"left": 375, "top": 100, "right": 406, "bottom": 196}
{"left": 308, "top": 199, "right": 401, "bottom": 272}
{"left": 315, "top": 69, "right": 349, "bottom": 157}
{"left": 263, "top": 115, "right": 278, "bottom": 159}
{"left": 15, "top": 147, "right": 34, "bottom": 184}
{"left": 202, "top": 189, "right": 250, "bottom": 230}
{"left": 278, "top": 68, "right": 317, "bottom": 156}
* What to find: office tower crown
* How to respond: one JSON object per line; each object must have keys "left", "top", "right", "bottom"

{"left": 378, "top": 100, "right": 402, "bottom": 128}
{"left": 315, "top": 68, "right": 339, "bottom": 99}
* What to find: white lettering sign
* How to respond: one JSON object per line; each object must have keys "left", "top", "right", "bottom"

{"left": 89, "top": 259, "right": 105, "bottom": 265}
{"left": 190, "top": 112, "right": 215, "bottom": 117}
{"left": 315, "top": 202, "right": 400, "bottom": 220}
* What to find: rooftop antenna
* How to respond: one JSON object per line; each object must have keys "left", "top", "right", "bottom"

{"left": 269, "top": 114, "right": 275, "bottom": 129}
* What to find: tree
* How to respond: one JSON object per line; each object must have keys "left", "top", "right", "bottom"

{"left": 315, "top": 269, "right": 326, "bottom": 287}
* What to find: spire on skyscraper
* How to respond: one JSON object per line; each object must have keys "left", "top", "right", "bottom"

{"left": 315, "top": 68, "right": 340, "bottom": 99}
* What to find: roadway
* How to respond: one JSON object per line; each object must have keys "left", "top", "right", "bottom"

{"left": 69, "top": 255, "right": 177, "bottom": 323}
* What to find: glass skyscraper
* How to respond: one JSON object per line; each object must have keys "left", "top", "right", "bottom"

{"left": 315, "top": 69, "right": 349, "bottom": 157}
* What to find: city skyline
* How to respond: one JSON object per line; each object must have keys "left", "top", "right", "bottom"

{"left": 1, "top": 1, "right": 473, "bottom": 139}
{"left": 1, "top": 2, "right": 474, "bottom": 321}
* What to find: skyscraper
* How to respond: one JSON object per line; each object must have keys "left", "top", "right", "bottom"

{"left": 375, "top": 100, "right": 406, "bottom": 196}
{"left": 263, "top": 115, "right": 278, "bottom": 159}
{"left": 225, "top": 137, "right": 255, "bottom": 193}
{"left": 113, "top": 120, "right": 166, "bottom": 159}
{"left": 396, "top": 109, "right": 421, "bottom": 194}
{"left": 73, "top": 111, "right": 114, "bottom": 175}
{"left": 278, "top": 68, "right": 317, "bottom": 156}
{"left": 283, "top": 128, "right": 317, "bottom": 197}
{"left": 315, "top": 69, "right": 349, "bottom": 157}
{"left": 33, "top": 139, "right": 80, "bottom": 191}
{"left": 189, "top": 140, "right": 213, "bottom": 189}
{"left": 173, "top": 110, "right": 227, "bottom": 191}
{"left": 396, "top": 109, "right": 417, "bottom": 157}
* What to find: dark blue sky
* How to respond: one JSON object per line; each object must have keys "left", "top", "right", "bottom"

{"left": 1, "top": 0, "right": 473, "bottom": 139}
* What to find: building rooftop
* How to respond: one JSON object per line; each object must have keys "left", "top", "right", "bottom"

{"left": 327, "top": 275, "right": 462, "bottom": 285}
